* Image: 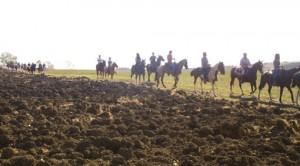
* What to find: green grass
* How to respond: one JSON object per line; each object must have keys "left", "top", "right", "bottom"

{"left": 46, "top": 69, "right": 298, "bottom": 104}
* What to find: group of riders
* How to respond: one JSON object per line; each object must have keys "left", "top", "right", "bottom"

{"left": 97, "top": 55, "right": 112, "bottom": 68}
{"left": 6, "top": 62, "right": 46, "bottom": 74}
{"left": 129, "top": 51, "right": 282, "bottom": 84}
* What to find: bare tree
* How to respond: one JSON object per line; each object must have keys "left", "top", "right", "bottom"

{"left": 0, "top": 52, "right": 17, "bottom": 65}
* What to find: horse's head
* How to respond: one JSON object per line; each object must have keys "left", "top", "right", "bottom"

{"left": 218, "top": 62, "right": 225, "bottom": 75}
{"left": 112, "top": 62, "right": 118, "bottom": 68}
{"left": 158, "top": 55, "right": 165, "bottom": 62}
{"left": 179, "top": 59, "right": 188, "bottom": 69}
{"left": 141, "top": 60, "right": 146, "bottom": 66}
{"left": 254, "top": 61, "right": 263, "bottom": 74}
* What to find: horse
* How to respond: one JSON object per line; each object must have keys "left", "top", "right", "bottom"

{"left": 6, "top": 61, "right": 18, "bottom": 71}
{"left": 292, "top": 71, "right": 300, "bottom": 106}
{"left": 37, "top": 64, "right": 44, "bottom": 74}
{"left": 131, "top": 60, "right": 146, "bottom": 84}
{"left": 230, "top": 61, "right": 263, "bottom": 96}
{"left": 191, "top": 62, "right": 225, "bottom": 96}
{"left": 29, "top": 63, "right": 36, "bottom": 74}
{"left": 96, "top": 60, "right": 106, "bottom": 79}
{"left": 258, "top": 67, "right": 300, "bottom": 104}
{"left": 155, "top": 59, "right": 188, "bottom": 89}
{"left": 105, "top": 62, "right": 118, "bottom": 80}
{"left": 146, "top": 55, "right": 165, "bottom": 82}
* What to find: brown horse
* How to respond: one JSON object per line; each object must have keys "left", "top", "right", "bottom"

{"left": 96, "top": 60, "right": 106, "bottom": 79}
{"left": 230, "top": 61, "right": 263, "bottom": 96}
{"left": 155, "top": 59, "right": 188, "bottom": 89}
{"left": 105, "top": 62, "right": 118, "bottom": 80}
{"left": 191, "top": 62, "right": 225, "bottom": 96}
{"left": 131, "top": 60, "right": 146, "bottom": 84}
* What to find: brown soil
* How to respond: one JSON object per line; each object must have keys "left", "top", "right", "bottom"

{"left": 0, "top": 69, "right": 300, "bottom": 165}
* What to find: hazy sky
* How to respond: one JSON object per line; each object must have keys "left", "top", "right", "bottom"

{"left": 1, "top": 0, "right": 300, "bottom": 69}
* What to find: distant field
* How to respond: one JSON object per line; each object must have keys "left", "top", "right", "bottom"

{"left": 46, "top": 69, "right": 297, "bottom": 104}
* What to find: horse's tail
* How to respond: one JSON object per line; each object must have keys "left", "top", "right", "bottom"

{"left": 259, "top": 72, "right": 271, "bottom": 90}
{"left": 230, "top": 68, "right": 236, "bottom": 86}
{"left": 190, "top": 68, "right": 197, "bottom": 77}
{"left": 292, "top": 73, "right": 300, "bottom": 88}
{"left": 292, "top": 79, "right": 296, "bottom": 88}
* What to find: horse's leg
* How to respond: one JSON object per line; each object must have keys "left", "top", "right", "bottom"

{"left": 156, "top": 74, "right": 160, "bottom": 87}
{"left": 173, "top": 76, "right": 178, "bottom": 89}
{"left": 279, "top": 86, "right": 284, "bottom": 104}
{"left": 230, "top": 76, "right": 235, "bottom": 95}
{"left": 268, "top": 83, "right": 273, "bottom": 101}
{"left": 250, "top": 83, "right": 254, "bottom": 95}
{"left": 239, "top": 81, "right": 244, "bottom": 96}
{"left": 193, "top": 76, "right": 197, "bottom": 91}
{"left": 287, "top": 86, "right": 294, "bottom": 104}
{"left": 135, "top": 74, "right": 138, "bottom": 84}
{"left": 200, "top": 80, "right": 204, "bottom": 94}
{"left": 148, "top": 70, "right": 151, "bottom": 82}
{"left": 212, "top": 82, "right": 216, "bottom": 97}
{"left": 253, "top": 81, "right": 257, "bottom": 94}
{"left": 161, "top": 73, "right": 166, "bottom": 88}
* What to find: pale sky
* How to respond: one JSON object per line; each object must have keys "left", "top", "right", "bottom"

{"left": 1, "top": 0, "right": 300, "bottom": 69}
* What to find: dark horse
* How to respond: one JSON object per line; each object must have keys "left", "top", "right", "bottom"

{"left": 6, "top": 61, "right": 19, "bottom": 71}
{"left": 146, "top": 55, "right": 165, "bottom": 82}
{"left": 29, "top": 63, "right": 36, "bottom": 74}
{"left": 131, "top": 60, "right": 146, "bottom": 84}
{"left": 258, "top": 67, "right": 300, "bottom": 104}
{"left": 191, "top": 62, "right": 225, "bottom": 96}
{"left": 37, "top": 64, "right": 46, "bottom": 74}
{"left": 96, "top": 60, "right": 106, "bottom": 79}
{"left": 230, "top": 61, "right": 263, "bottom": 95}
{"left": 155, "top": 59, "right": 188, "bottom": 89}
{"left": 105, "top": 62, "right": 118, "bottom": 80}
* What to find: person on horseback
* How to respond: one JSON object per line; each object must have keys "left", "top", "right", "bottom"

{"left": 273, "top": 53, "right": 280, "bottom": 84}
{"left": 136, "top": 53, "right": 141, "bottom": 66}
{"left": 201, "top": 52, "right": 210, "bottom": 83}
{"left": 97, "top": 55, "right": 103, "bottom": 64}
{"left": 108, "top": 57, "right": 112, "bottom": 67}
{"left": 150, "top": 52, "right": 156, "bottom": 65}
{"left": 166, "top": 50, "right": 175, "bottom": 74}
{"left": 240, "top": 53, "right": 251, "bottom": 75}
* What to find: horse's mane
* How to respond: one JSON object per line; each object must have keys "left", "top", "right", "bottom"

{"left": 252, "top": 61, "right": 262, "bottom": 66}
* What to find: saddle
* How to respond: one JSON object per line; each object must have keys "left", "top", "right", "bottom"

{"left": 272, "top": 69, "right": 284, "bottom": 85}
{"left": 234, "top": 68, "right": 243, "bottom": 74}
{"left": 165, "top": 63, "right": 176, "bottom": 75}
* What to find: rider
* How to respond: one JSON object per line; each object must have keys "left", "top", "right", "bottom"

{"left": 273, "top": 53, "right": 280, "bottom": 84}
{"left": 136, "top": 53, "right": 141, "bottom": 66}
{"left": 240, "top": 53, "right": 251, "bottom": 75}
{"left": 201, "top": 52, "right": 210, "bottom": 83}
{"left": 167, "top": 50, "right": 175, "bottom": 73}
{"left": 97, "top": 55, "right": 102, "bottom": 64}
{"left": 150, "top": 52, "right": 156, "bottom": 65}
{"left": 108, "top": 57, "right": 112, "bottom": 67}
